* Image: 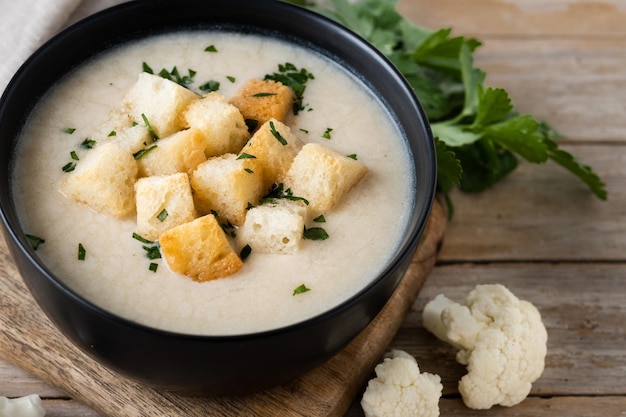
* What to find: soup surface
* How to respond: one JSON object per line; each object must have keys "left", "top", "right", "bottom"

{"left": 12, "top": 31, "right": 415, "bottom": 335}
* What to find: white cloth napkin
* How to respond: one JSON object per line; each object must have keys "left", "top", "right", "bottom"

{"left": 0, "top": 0, "right": 129, "bottom": 94}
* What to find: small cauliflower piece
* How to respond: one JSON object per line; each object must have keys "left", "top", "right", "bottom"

{"left": 0, "top": 394, "right": 46, "bottom": 417}
{"left": 361, "top": 350, "right": 443, "bottom": 417}
{"left": 422, "top": 284, "right": 548, "bottom": 410}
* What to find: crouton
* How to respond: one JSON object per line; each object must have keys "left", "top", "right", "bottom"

{"left": 284, "top": 143, "right": 368, "bottom": 215}
{"left": 159, "top": 214, "right": 243, "bottom": 282}
{"left": 182, "top": 92, "right": 250, "bottom": 157}
{"left": 61, "top": 142, "right": 138, "bottom": 218}
{"left": 90, "top": 108, "right": 134, "bottom": 143}
{"left": 122, "top": 72, "right": 199, "bottom": 138}
{"left": 137, "top": 128, "right": 207, "bottom": 177}
{"left": 229, "top": 78, "right": 294, "bottom": 129}
{"left": 237, "top": 199, "right": 308, "bottom": 254}
{"left": 239, "top": 118, "right": 303, "bottom": 188}
{"left": 134, "top": 173, "right": 196, "bottom": 241}
{"left": 190, "top": 153, "right": 264, "bottom": 226}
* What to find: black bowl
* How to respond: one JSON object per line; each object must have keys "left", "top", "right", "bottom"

{"left": 0, "top": 0, "right": 435, "bottom": 394}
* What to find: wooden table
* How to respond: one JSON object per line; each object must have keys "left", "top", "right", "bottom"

{"left": 2, "top": 0, "right": 625, "bottom": 415}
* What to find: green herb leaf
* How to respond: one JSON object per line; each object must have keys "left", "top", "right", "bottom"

{"left": 292, "top": 0, "right": 607, "bottom": 204}
{"left": 108, "top": 130, "right": 117, "bottom": 137}
{"left": 205, "top": 45, "right": 218, "bottom": 52}
{"left": 149, "top": 262, "right": 159, "bottom": 272}
{"left": 240, "top": 244, "right": 252, "bottom": 261}
{"left": 347, "top": 154, "right": 358, "bottom": 160}
{"left": 245, "top": 118, "right": 259, "bottom": 132}
{"left": 269, "top": 120, "right": 288, "bottom": 145}
{"left": 260, "top": 183, "right": 309, "bottom": 205}
{"left": 244, "top": 168, "right": 254, "bottom": 173}
{"left": 313, "top": 214, "right": 326, "bottom": 223}
{"left": 62, "top": 162, "right": 76, "bottom": 172}
{"left": 63, "top": 127, "right": 76, "bottom": 134}
{"left": 133, "top": 144, "right": 158, "bottom": 160}
{"left": 264, "top": 62, "right": 314, "bottom": 115}
{"left": 293, "top": 284, "right": 311, "bottom": 295}
{"left": 26, "top": 234, "right": 45, "bottom": 250}
{"left": 156, "top": 209, "right": 168, "bottom": 222}
{"left": 78, "top": 243, "right": 86, "bottom": 260}
{"left": 141, "top": 114, "right": 158, "bottom": 140}
{"left": 237, "top": 152, "right": 257, "bottom": 160}
{"left": 226, "top": 75, "right": 236, "bottom": 83}
{"left": 81, "top": 138, "right": 96, "bottom": 149}
{"left": 303, "top": 226, "right": 329, "bottom": 240}
{"left": 143, "top": 245, "right": 162, "bottom": 260}
{"left": 322, "top": 127, "right": 333, "bottom": 139}
{"left": 252, "top": 92, "right": 277, "bottom": 97}
{"left": 199, "top": 80, "right": 220, "bottom": 92}
{"left": 132, "top": 232, "right": 153, "bottom": 244}
{"left": 70, "top": 151, "right": 79, "bottom": 161}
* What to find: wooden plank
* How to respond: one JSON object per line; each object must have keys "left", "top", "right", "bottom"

{"left": 0, "top": 198, "right": 446, "bottom": 417}
{"left": 397, "top": 0, "right": 626, "bottom": 37}
{"left": 438, "top": 144, "right": 625, "bottom": 261}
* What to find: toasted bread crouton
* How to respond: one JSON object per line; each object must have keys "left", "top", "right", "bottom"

{"left": 229, "top": 78, "right": 294, "bottom": 129}
{"left": 239, "top": 119, "right": 303, "bottom": 188}
{"left": 122, "top": 72, "right": 199, "bottom": 138}
{"left": 190, "top": 153, "right": 264, "bottom": 226}
{"left": 134, "top": 173, "right": 196, "bottom": 241}
{"left": 137, "top": 128, "right": 207, "bottom": 177}
{"left": 106, "top": 123, "right": 153, "bottom": 155}
{"left": 237, "top": 199, "right": 308, "bottom": 254}
{"left": 61, "top": 142, "right": 137, "bottom": 218}
{"left": 90, "top": 108, "right": 134, "bottom": 143}
{"left": 284, "top": 143, "right": 368, "bottom": 215}
{"left": 182, "top": 92, "right": 250, "bottom": 157}
{"left": 159, "top": 214, "right": 243, "bottom": 282}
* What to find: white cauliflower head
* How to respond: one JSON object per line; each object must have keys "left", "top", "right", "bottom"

{"left": 422, "top": 284, "right": 547, "bottom": 410}
{"left": 361, "top": 349, "right": 443, "bottom": 417}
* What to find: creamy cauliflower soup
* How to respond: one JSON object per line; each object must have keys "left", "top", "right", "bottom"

{"left": 12, "top": 31, "right": 415, "bottom": 335}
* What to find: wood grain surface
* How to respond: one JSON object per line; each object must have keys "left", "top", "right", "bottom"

{"left": 3, "top": 1, "right": 626, "bottom": 416}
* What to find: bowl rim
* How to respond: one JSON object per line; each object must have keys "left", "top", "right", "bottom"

{"left": 0, "top": 0, "right": 437, "bottom": 341}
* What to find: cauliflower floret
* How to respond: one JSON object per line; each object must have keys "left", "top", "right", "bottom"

{"left": 422, "top": 284, "right": 548, "bottom": 410}
{"left": 361, "top": 350, "right": 443, "bottom": 417}
{"left": 0, "top": 394, "right": 46, "bottom": 417}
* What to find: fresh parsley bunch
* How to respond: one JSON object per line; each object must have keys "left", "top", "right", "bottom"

{"left": 287, "top": 0, "right": 607, "bottom": 209}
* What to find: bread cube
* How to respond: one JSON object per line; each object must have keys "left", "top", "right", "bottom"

{"left": 90, "top": 108, "right": 134, "bottom": 142}
{"left": 137, "top": 128, "right": 207, "bottom": 177}
{"left": 61, "top": 142, "right": 138, "bottom": 218}
{"left": 284, "top": 143, "right": 368, "bottom": 215}
{"left": 182, "top": 92, "right": 250, "bottom": 157}
{"left": 134, "top": 173, "right": 196, "bottom": 241}
{"left": 239, "top": 118, "right": 303, "bottom": 188}
{"left": 237, "top": 199, "right": 308, "bottom": 254}
{"left": 229, "top": 78, "right": 294, "bottom": 129}
{"left": 190, "top": 153, "right": 264, "bottom": 226}
{"left": 159, "top": 214, "right": 243, "bottom": 282}
{"left": 122, "top": 72, "right": 199, "bottom": 138}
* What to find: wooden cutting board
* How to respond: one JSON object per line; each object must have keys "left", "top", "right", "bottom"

{"left": 0, "top": 200, "right": 445, "bottom": 417}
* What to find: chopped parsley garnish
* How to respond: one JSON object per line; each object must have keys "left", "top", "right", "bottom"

{"left": 77, "top": 243, "right": 86, "bottom": 260}
{"left": 132, "top": 232, "right": 152, "bottom": 244}
{"left": 133, "top": 144, "right": 157, "bottom": 160}
{"left": 211, "top": 210, "right": 237, "bottom": 238}
{"left": 25, "top": 234, "right": 45, "bottom": 250}
{"left": 142, "top": 62, "right": 154, "bottom": 73}
{"left": 205, "top": 45, "right": 218, "bottom": 52}
{"left": 81, "top": 138, "right": 96, "bottom": 149}
{"left": 108, "top": 130, "right": 117, "bottom": 137}
{"left": 237, "top": 152, "right": 257, "bottom": 160}
{"left": 141, "top": 114, "right": 158, "bottom": 140}
{"left": 144, "top": 245, "right": 162, "bottom": 260}
{"left": 240, "top": 244, "right": 252, "bottom": 261}
{"left": 260, "top": 183, "right": 309, "bottom": 205}
{"left": 149, "top": 262, "right": 159, "bottom": 272}
{"left": 244, "top": 168, "right": 254, "bottom": 174}
{"left": 143, "top": 62, "right": 196, "bottom": 88}
{"left": 264, "top": 62, "right": 314, "bottom": 115}
{"left": 293, "top": 284, "right": 311, "bottom": 296}
{"left": 70, "top": 151, "right": 79, "bottom": 161}
{"left": 313, "top": 214, "right": 326, "bottom": 223}
{"left": 269, "top": 121, "right": 288, "bottom": 145}
{"left": 322, "top": 127, "right": 333, "bottom": 139}
{"left": 299, "top": 128, "right": 309, "bottom": 134}
{"left": 63, "top": 127, "right": 76, "bottom": 134}
{"left": 245, "top": 119, "right": 259, "bottom": 132}
{"left": 303, "top": 226, "right": 329, "bottom": 241}
{"left": 199, "top": 80, "right": 220, "bottom": 92}
{"left": 347, "top": 154, "right": 358, "bottom": 160}
{"left": 246, "top": 202, "right": 255, "bottom": 210}
{"left": 156, "top": 209, "right": 168, "bottom": 222}
{"left": 62, "top": 162, "right": 76, "bottom": 172}
{"left": 252, "top": 92, "right": 277, "bottom": 97}
{"left": 226, "top": 75, "right": 236, "bottom": 83}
